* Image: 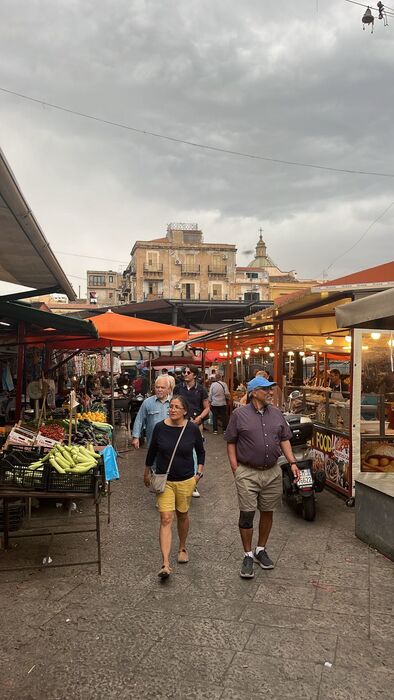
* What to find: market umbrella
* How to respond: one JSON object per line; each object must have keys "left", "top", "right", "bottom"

{"left": 88, "top": 311, "right": 189, "bottom": 345}
{"left": 24, "top": 311, "right": 189, "bottom": 348}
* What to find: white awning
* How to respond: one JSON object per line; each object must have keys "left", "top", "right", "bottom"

{"left": 335, "top": 288, "right": 394, "bottom": 329}
{"left": 0, "top": 149, "right": 75, "bottom": 300}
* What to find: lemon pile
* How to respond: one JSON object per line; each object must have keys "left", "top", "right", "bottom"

{"left": 77, "top": 411, "right": 106, "bottom": 423}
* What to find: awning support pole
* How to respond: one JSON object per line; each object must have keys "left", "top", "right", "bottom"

{"left": 274, "top": 321, "right": 283, "bottom": 389}
{"left": 201, "top": 349, "right": 206, "bottom": 385}
{"left": 110, "top": 341, "right": 115, "bottom": 448}
{"left": 15, "top": 322, "right": 25, "bottom": 421}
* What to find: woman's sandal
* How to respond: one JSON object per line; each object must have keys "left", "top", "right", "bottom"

{"left": 178, "top": 549, "right": 189, "bottom": 563}
{"left": 158, "top": 564, "right": 172, "bottom": 579}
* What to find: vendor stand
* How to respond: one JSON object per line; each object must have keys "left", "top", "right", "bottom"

{"left": 1, "top": 306, "right": 189, "bottom": 573}
{"left": 243, "top": 291, "right": 359, "bottom": 499}
{"left": 335, "top": 290, "right": 394, "bottom": 479}
{"left": 335, "top": 288, "right": 394, "bottom": 559}
{"left": 195, "top": 290, "right": 386, "bottom": 500}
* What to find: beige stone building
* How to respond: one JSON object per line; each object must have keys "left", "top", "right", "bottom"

{"left": 85, "top": 226, "right": 319, "bottom": 307}
{"left": 235, "top": 231, "right": 318, "bottom": 302}
{"left": 86, "top": 270, "right": 123, "bottom": 306}
{"left": 121, "top": 223, "right": 237, "bottom": 303}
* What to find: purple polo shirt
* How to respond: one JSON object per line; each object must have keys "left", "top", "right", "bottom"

{"left": 224, "top": 402, "right": 292, "bottom": 469}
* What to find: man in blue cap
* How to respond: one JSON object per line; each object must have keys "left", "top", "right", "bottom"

{"left": 225, "top": 376, "right": 301, "bottom": 579}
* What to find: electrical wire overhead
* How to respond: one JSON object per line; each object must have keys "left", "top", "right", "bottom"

{"left": 1, "top": 85, "right": 394, "bottom": 179}
{"left": 322, "top": 199, "right": 394, "bottom": 278}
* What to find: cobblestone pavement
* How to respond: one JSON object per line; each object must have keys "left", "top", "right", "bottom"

{"left": 1, "top": 428, "right": 394, "bottom": 699}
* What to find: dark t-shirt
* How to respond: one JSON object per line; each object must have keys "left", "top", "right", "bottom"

{"left": 146, "top": 421, "right": 205, "bottom": 481}
{"left": 224, "top": 402, "right": 292, "bottom": 469}
{"left": 174, "top": 381, "right": 208, "bottom": 419}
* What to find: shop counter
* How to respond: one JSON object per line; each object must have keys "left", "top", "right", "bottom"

{"left": 355, "top": 473, "right": 394, "bottom": 561}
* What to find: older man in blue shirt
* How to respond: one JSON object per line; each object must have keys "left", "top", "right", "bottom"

{"left": 131, "top": 376, "right": 172, "bottom": 455}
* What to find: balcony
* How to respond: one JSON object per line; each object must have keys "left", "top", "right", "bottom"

{"left": 143, "top": 263, "right": 164, "bottom": 277}
{"left": 143, "top": 292, "right": 164, "bottom": 300}
{"left": 181, "top": 264, "right": 200, "bottom": 276}
{"left": 208, "top": 265, "right": 227, "bottom": 277}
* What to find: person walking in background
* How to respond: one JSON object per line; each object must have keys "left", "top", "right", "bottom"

{"left": 225, "top": 376, "right": 300, "bottom": 579}
{"left": 174, "top": 365, "right": 210, "bottom": 497}
{"left": 208, "top": 371, "right": 231, "bottom": 434}
{"left": 167, "top": 374, "right": 176, "bottom": 395}
{"left": 131, "top": 376, "right": 172, "bottom": 453}
{"left": 144, "top": 395, "right": 205, "bottom": 579}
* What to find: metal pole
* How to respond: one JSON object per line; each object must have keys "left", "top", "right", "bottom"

{"left": 201, "top": 349, "right": 206, "bottom": 385}
{"left": 15, "top": 322, "right": 25, "bottom": 421}
{"left": 110, "top": 341, "right": 115, "bottom": 448}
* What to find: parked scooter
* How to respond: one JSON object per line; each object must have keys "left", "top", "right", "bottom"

{"left": 279, "top": 391, "right": 326, "bottom": 521}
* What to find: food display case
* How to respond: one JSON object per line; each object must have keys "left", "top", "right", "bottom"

{"left": 284, "top": 385, "right": 351, "bottom": 496}
{"left": 355, "top": 330, "right": 394, "bottom": 474}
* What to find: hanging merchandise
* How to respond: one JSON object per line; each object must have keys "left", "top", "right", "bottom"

{"left": 46, "top": 379, "right": 56, "bottom": 409}
{"left": 25, "top": 347, "right": 45, "bottom": 382}
{"left": 2, "top": 363, "right": 14, "bottom": 391}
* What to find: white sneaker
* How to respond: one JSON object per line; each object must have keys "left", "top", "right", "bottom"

{"left": 192, "top": 487, "right": 200, "bottom": 498}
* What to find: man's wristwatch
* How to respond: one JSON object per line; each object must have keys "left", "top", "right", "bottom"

{"left": 290, "top": 462, "right": 298, "bottom": 466}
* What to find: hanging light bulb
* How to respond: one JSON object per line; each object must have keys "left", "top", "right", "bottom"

{"left": 325, "top": 337, "right": 334, "bottom": 346}
{"left": 299, "top": 351, "right": 305, "bottom": 357}
{"left": 269, "top": 352, "right": 275, "bottom": 357}
{"left": 371, "top": 332, "right": 381, "bottom": 340}
{"left": 264, "top": 346, "right": 270, "bottom": 352}
{"left": 288, "top": 351, "right": 294, "bottom": 356}
{"left": 345, "top": 335, "right": 352, "bottom": 343}
{"left": 236, "top": 351, "right": 242, "bottom": 356}
{"left": 253, "top": 348, "right": 259, "bottom": 354}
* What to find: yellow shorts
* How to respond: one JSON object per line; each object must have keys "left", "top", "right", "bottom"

{"left": 156, "top": 476, "right": 196, "bottom": 513}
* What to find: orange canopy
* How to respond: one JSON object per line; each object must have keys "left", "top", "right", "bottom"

{"left": 87, "top": 311, "right": 189, "bottom": 345}
{"left": 24, "top": 311, "right": 189, "bottom": 349}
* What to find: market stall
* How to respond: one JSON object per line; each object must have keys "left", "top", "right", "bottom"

{"left": 1, "top": 307, "right": 189, "bottom": 571}
{"left": 244, "top": 291, "right": 359, "bottom": 498}
{"left": 336, "top": 289, "right": 394, "bottom": 477}
{"left": 335, "top": 288, "right": 394, "bottom": 558}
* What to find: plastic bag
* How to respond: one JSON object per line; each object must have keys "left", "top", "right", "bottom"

{"left": 102, "top": 445, "right": 119, "bottom": 481}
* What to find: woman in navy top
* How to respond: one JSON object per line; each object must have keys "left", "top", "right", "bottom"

{"left": 144, "top": 395, "right": 205, "bottom": 579}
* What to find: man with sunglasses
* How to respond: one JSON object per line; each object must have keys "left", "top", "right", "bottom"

{"left": 174, "top": 365, "right": 210, "bottom": 497}
{"left": 225, "top": 376, "right": 301, "bottom": 579}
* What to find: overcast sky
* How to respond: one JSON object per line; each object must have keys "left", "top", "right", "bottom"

{"left": 1, "top": 0, "right": 394, "bottom": 297}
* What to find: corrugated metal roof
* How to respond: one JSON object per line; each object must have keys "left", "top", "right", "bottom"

{"left": 0, "top": 149, "right": 75, "bottom": 300}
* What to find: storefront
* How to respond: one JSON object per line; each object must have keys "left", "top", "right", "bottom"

{"left": 336, "top": 289, "right": 394, "bottom": 478}
{"left": 335, "top": 288, "right": 394, "bottom": 558}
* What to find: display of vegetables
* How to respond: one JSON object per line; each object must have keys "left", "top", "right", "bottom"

{"left": 29, "top": 444, "right": 100, "bottom": 474}
{"left": 39, "top": 424, "right": 65, "bottom": 442}
{"left": 65, "top": 419, "right": 112, "bottom": 446}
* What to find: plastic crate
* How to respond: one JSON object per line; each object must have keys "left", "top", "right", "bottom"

{"left": 0, "top": 459, "right": 48, "bottom": 491}
{"left": 0, "top": 450, "right": 48, "bottom": 491}
{"left": 0, "top": 500, "right": 25, "bottom": 532}
{"left": 47, "top": 465, "right": 101, "bottom": 494}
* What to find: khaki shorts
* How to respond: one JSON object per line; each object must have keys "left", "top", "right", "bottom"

{"left": 234, "top": 463, "right": 282, "bottom": 512}
{"left": 156, "top": 476, "right": 196, "bottom": 513}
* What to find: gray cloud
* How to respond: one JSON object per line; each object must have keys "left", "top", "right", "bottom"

{"left": 1, "top": 0, "right": 393, "bottom": 294}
